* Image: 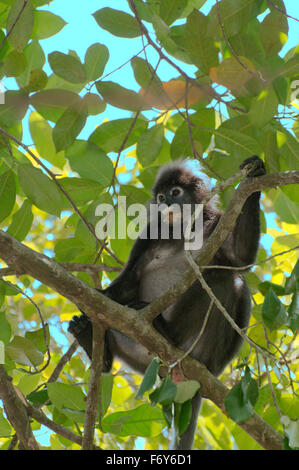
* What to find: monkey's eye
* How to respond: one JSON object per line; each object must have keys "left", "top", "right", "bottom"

{"left": 157, "top": 193, "right": 165, "bottom": 203}
{"left": 170, "top": 187, "right": 183, "bottom": 197}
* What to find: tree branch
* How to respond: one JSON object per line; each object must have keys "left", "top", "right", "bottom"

{"left": 82, "top": 323, "right": 105, "bottom": 450}
{"left": 0, "top": 365, "right": 39, "bottom": 450}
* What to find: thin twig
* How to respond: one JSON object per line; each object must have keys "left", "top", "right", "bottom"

{"left": 200, "top": 245, "right": 299, "bottom": 272}
{"left": 48, "top": 341, "right": 78, "bottom": 383}
{"left": 27, "top": 404, "right": 101, "bottom": 449}
{"left": 185, "top": 251, "right": 277, "bottom": 362}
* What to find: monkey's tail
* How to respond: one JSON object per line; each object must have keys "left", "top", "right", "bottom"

{"left": 170, "top": 392, "right": 202, "bottom": 450}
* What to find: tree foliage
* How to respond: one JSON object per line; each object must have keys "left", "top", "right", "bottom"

{"left": 0, "top": 0, "right": 298, "bottom": 450}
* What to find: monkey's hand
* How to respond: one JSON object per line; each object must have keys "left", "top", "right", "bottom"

{"left": 240, "top": 155, "right": 266, "bottom": 177}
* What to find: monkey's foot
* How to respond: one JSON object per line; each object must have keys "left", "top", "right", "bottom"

{"left": 68, "top": 314, "right": 92, "bottom": 359}
{"left": 240, "top": 155, "right": 266, "bottom": 177}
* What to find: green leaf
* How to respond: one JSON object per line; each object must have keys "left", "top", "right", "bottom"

{"left": 185, "top": 10, "right": 218, "bottom": 73}
{"left": 178, "top": 399, "right": 192, "bottom": 436}
{"left": 47, "top": 382, "right": 86, "bottom": 411}
{"left": 224, "top": 368, "right": 258, "bottom": 424}
{"left": 89, "top": 118, "right": 148, "bottom": 154}
{"left": 27, "top": 389, "right": 49, "bottom": 406}
{"left": 49, "top": 51, "right": 87, "bottom": 84}
{"left": 59, "top": 177, "right": 102, "bottom": 205}
{"left": 136, "top": 358, "right": 160, "bottom": 399}
{"left": 25, "top": 326, "right": 50, "bottom": 354}
{"left": 84, "top": 43, "right": 109, "bottom": 81}
{"left": 7, "top": 200, "right": 33, "bottom": 242}
{"left": 149, "top": 377, "right": 177, "bottom": 406}
{"left": 23, "top": 68, "right": 48, "bottom": 93}
{"left": 16, "top": 40, "right": 46, "bottom": 89}
{"left": 54, "top": 238, "right": 93, "bottom": 262}
{"left": 214, "top": 127, "right": 262, "bottom": 158}
{"left": 32, "top": 10, "right": 66, "bottom": 39}
{"left": 102, "top": 404, "right": 165, "bottom": 437}
{"left": 52, "top": 99, "right": 88, "bottom": 152}
{"left": 249, "top": 86, "right": 278, "bottom": 128}
{"left": 18, "top": 164, "right": 63, "bottom": 216}
{"left": 93, "top": 7, "right": 141, "bottom": 38}
{"left": 96, "top": 81, "right": 145, "bottom": 111}
{"left": 277, "top": 130, "right": 299, "bottom": 171}
{"left": 137, "top": 124, "right": 164, "bottom": 167}
{"left": 209, "top": 0, "right": 261, "bottom": 39}
{"left": 174, "top": 380, "right": 200, "bottom": 404}
{"left": 30, "top": 89, "right": 80, "bottom": 122}
{"left": 0, "top": 91, "right": 29, "bottom": 127}
{"left": 0, "top": 412, "right": 11, "bottom": 437}
{"left": 131, "top": 56, "right": 163, "bottom": 97}
{"left": 284, "top": 260, "right": 299, "bottom": 294}
{"left": 100, "top": 374, "right": 114, "bottom": 418}
{"left": 6, "top": 0, "right": 34, "bottom": 51}
{"left": 3, "top": 50, "right": 27, "bottom": 77}
{"left": 66, "top": 140, "right": 113, "bottom": 186}
{"left": 18, "top": 372, "right": 42, "bottom": 396}
{"left": 260, "top": 9, "right": 288, "bottom": 56}
{"left": 258, "top": 281, "right": 285, "bottom": 297}
{"left": 287, "top": 292, "right": 299, "bottom": 333}
{"left": 6, "top": 335, "right": 44, "bottom": 367}
{"left": 0, "top": 170, "right": 16, "bottom": 223}
{"left": 0, "top": 311, "right": 12, "bottom": 344}
{"left": 0, "top": 281, "right": 20, "bottom": 297}
{"left": 262, "top": 288, "right": 288, "bottom": 331}
{"left": 273, "top": 190, "right": 299, "bottom": 225}
{"left": 29, "top": 111, "right": 65, "bottom": 168}
{"left": 159, "top": 0, "right": 187, "bottom": 26}
{"left": 171, "top": 109, "right": 214, "bottom": 160}
{"left": 83, "top": 93, "right": 106, "bottom": 116}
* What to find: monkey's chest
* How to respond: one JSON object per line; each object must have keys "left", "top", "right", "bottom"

{"left": 138, "top": 243, "right": 189, "bottom": 302}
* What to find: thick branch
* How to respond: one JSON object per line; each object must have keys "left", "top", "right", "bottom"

{"left": 0, "top": 366, "right": 39, "bottom": 450}
{"left": 82, "top": 323, "right": 105, "bottom": 450}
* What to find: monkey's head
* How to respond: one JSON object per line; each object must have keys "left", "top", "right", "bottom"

{"left": 152, "top": 163, "right": 210, "bottom": 225}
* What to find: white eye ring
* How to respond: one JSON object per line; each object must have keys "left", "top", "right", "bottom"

{"left": 157, "top": 193, "right": 165, "bottom": 203}
{"left": 171, "top": 186, "right": 184, "bottom": 197}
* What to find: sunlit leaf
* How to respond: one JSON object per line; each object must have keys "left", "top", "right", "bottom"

{"left": 0, "top": 170, "right": 16, "bottom": 223}
{"left": 18, "top": 164, "right": 63, "bottom": 216}
{"left": 6, "top": 0, "right": 34, "bottom": 51}
{"left": 93, "top": 8, "right": 141, "bottom": 38}
{"left": 84, "top": 43, "right": 109, "bottom": 82}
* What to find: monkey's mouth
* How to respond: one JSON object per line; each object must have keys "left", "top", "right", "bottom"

{"left": 160, "top": 206, "right": 182, "bottom": 225}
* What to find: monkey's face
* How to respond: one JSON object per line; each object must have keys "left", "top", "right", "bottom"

{"left": 155, "top": 185, "right": 193, "bottom": 225}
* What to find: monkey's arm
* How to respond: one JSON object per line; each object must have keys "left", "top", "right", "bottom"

{"left": 100, "top": 226, "right": 152, "bottom": 305}
{"left": 230, "top": 156, "right": 266, "bottom": 266}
